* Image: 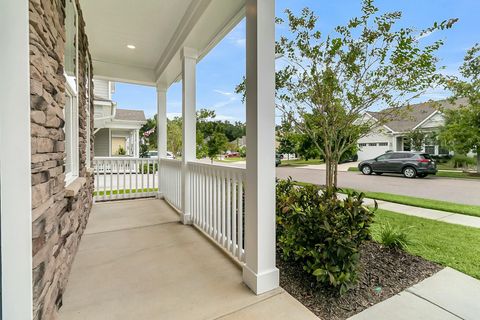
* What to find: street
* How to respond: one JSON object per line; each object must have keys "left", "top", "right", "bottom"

{"left": 277, "top": 167, "right": 480, "bottom": 206}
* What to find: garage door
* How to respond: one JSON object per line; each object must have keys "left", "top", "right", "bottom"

{"left": 357, "top": 142, "right": 390, "bottom": 161}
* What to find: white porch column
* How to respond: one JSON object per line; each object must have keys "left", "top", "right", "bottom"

{"left": 0, "top": 0, "right": 33, "bottom": 318}
{"left": 157, "top": 85, "right": 168, "bottom": 158}
{"left": 135, "top": 129, "right": 140, "bottom": 158}
{"left": 181, "top": 47, "right": 197, "bottom": 224}
{"left": 243, "top": 0, "right": 279, "bottom": 294}
{"left": 157, "top": 84, "right": 167, "bottom": 197}
{"left": 108, "top": 128, "right": 112, "bottom": 157}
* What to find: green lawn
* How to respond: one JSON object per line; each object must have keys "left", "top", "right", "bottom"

{"left": 373, "top": 209, "right": 480, "bottom": 279}
{"left": 217, "top": 157, "right": 245, "bottom": 163}
{"left": 342, "top": 189, "right": 480, "bottom": 218}
{"left": 292, "top": 180, "right": 480, "bottom": 217}
{"left": 279, "top": 159, "right": 324, "bottom": 167}
{"left": 94, "top": 187, "right": 158, "bottom": 196}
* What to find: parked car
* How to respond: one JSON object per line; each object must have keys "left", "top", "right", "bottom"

{"left": 358, "top": 152, "right": 437, "bottom": 178}
{"left": 275, "top": 154, "right": 282, "bottom": 167}
{"left": 146, "top": 151, "right": 175, "bottom": 159}
{"left": 225, "top": 151, "right": 240, "bottom": 158}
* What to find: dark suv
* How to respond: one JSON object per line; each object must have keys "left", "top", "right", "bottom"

{"left": 358, "top": 152, "right": 437, "bottom": 178}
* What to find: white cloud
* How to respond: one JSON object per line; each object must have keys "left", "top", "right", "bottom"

{"left": 212, "top": 96, "right": 238, "bottom": 109}
{"left": 214, "top": 89, "right": 233, "bottom": 96}
{"left": 416, "top": 30, "right": 435, "bottom": 41}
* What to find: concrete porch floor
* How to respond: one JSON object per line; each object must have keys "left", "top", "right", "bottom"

{"left": 59, "top": 198, "right": 318, "bottom": 320}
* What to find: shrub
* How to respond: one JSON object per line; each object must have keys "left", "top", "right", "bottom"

{"left": 276, "top": 179, "right": 375, "bottom": 294}
{"left": 373, "top": 222, "right": 412, "bottom": 249}
{"left": 138, "top": 163, "right": 158, "bottom": 174}
{"left": 451, "top": 154, "right": 476, "bottom": 169}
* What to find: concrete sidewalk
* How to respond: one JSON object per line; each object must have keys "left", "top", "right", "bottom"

{"left": 361, "top": 197, "right": 480, "bottom": 228}
{"left": 349, "top": 267, "right": 480, "bottom": 320}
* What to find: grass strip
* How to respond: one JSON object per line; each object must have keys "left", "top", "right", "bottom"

{"left": 373, "top": 209, "right": 480, "bottom": 279}
{"left": 94, "top": 187, "right": 158, "bottom": 196}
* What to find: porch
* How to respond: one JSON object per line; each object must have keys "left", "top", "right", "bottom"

{"left": 59, "top": 199, "right": 317, "bottom": 320}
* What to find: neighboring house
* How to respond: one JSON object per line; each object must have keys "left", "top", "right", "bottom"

{"left": 93, "top": 79, "right": 146, "bottom": 157}
{"left": 356, "top": 98, "right": 467, "bottom": 161}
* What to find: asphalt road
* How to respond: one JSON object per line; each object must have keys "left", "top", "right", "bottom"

{"left": 276, "top": 167, "right": 480, "bottom": 206}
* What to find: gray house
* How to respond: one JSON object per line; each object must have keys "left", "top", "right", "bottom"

{"left": 93, "top": 79, "right": 146, "bottom": 157}
{"left": 357, "top": 98, "right": 467, "bottom": 161}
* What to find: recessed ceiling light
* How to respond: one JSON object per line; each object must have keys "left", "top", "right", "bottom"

{"left": 127, "top": 44, "right": 136, "bottom": 49}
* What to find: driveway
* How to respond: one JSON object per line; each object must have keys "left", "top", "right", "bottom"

{"left": 277, "top": 167, "right": 480, "bottom": 206}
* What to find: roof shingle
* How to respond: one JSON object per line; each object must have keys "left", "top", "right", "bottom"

{"left": 367, "top": 98, "right": 467, "bottom": 132}
{"left": 114, "top": 109, "right": 146, "bottom": 122}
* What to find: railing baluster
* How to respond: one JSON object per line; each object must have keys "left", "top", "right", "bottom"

{"left": 221, "top": 170, "right": 226, "bottom": 248}
{"left": 238, "top": 175, "right": 243, "bottom": 261}
{"left": 232, "top": 173, "right": 237, "bottom": 257}
{"left": 226, "top": 171, "right": 231, "bottom": 252}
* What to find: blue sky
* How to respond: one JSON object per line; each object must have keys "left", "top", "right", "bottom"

{"left": 112, "top": 0, "right": 479, "bottom": 122}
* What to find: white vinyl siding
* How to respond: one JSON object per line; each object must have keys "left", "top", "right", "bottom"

{"left": 94, "top": 128, "right": 110, "bottom": 157}
{"left": 93, "top": 79, "right": 110, "bottom": 100}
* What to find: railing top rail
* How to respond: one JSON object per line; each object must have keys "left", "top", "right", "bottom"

{"left": 160, "top": 158, "right": 182, "bottom": 166}
{"left": 93, "top": 157, "right": 148, "bottom": 161}
{"left": 187, "top": 161, "right": 246, "bottom": 177}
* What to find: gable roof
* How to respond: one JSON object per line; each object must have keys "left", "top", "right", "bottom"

{"left": 367, "top": 98, "right": 467, "bottom": 133}
{"left": 114, "top": 109, "right": 146, "bottom": 122}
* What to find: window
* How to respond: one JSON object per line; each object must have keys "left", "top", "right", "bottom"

{"left": 64, "top": 0, "right": 79, "bottom": 184}
{"left": 378, "top": 142, "right": 389, "bottom": 146}
{"left": 376, "top": 153, "right": 393, "bottom": 161}
{"left": 424, "top": 145, "right": 435, "bottom": 155}
{"left": 368, "top": 143, "right": 377, "bottom": 147}
{"left": 391, "top": 153, "right": 413, "bottom": 159}
{"left": 358, "top": 143, "right": 367, "bottom": 147}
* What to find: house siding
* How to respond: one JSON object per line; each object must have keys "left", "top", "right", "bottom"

{"left": 93, "top": 79, "right": 110, "bottom": 100}
{"left": 29, "top": 0, "right": 94, "bottom": 319}
{"left": 94, "top": 128, "right": 110, "bottom": 156}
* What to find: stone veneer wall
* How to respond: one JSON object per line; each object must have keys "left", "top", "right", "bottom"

{"left": 29, "top": 0, "right": 94, "bottom": 319}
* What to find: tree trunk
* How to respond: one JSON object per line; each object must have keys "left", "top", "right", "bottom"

{"left": 477, "top": 149, "right": 480, "bottom": 173}
{"left": 333, "top": 161, "right": 338, "bottom": 188}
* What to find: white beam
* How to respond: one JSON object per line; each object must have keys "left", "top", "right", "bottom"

{"left": 92, "top": 60, "right": 157, "bottom": 86}
{"left": 0, "top": 0, "right": 33, "bottom": 318}
{"left": 180, "top": 47, "right": 197, "bottom": 225}
{"left": 243, "top": 0, "right": 279, "bottom": 294}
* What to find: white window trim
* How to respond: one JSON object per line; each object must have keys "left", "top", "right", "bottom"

{"left": 64, "top": 0, "right": 79, "bottom": 185}
{"left": 86, "top": 55, "right": 91, "bottom": 168}
{"left": 65, "top": 83, "right": 79, "bottom": 185}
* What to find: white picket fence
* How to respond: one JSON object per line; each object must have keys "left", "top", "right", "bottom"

{"left": 188, "top": 162, "right": 246, "bottom": 262}
{"left": 93, "top": 157, "right": 158, "bottom": 201}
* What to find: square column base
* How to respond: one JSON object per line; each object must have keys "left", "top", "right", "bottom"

{"left": 181, "top": 213, "right": 192, "bottom": 225}
{"left": 242, "top": 265, "right": 279, "bottom": 295}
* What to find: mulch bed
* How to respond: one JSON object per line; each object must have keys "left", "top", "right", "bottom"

{"left": 277, "top": 241, "right": 442, "bottom": 320}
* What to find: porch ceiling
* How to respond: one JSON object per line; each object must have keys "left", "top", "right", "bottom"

{"left": 80, "top": 0, "right": 245, "bottom": 86}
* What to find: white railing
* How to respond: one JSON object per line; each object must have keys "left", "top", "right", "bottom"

{"left": 159, "top": 158, "right": 182, "bottom": 210}
{"left": 188, "top": 162, "right": 246, "bottom": 262}
{"left": 93, "top": 157, "right": 158, "bottom": 201}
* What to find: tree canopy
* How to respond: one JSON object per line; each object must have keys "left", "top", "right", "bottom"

{"left": 238, "top": 0, "right": 456, "bottom": 187}
{"left": 439, "top": 44, "right": 480, "bottom": 172}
